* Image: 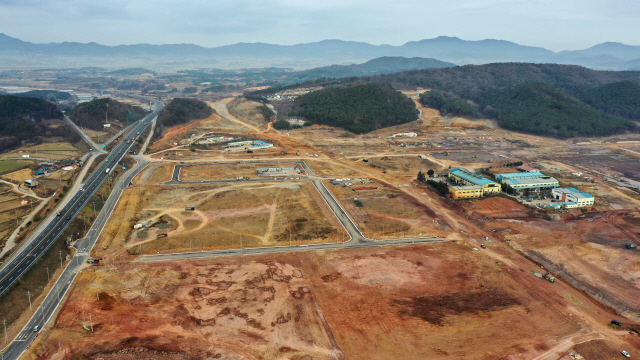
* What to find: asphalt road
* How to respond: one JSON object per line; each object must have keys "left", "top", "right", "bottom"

{"left": 0, "top": 101, "right": 163, "bottom": 360}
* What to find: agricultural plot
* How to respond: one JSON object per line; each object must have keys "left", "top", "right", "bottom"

{"left": 0, "top": 184, "right": 38, "bottom": 243}
{"left": 0, "top": 142, "right": 82, "bottom": 162}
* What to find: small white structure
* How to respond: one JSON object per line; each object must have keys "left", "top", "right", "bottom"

{"left": 391, "top": 132, "right": 417, "bottom": 138}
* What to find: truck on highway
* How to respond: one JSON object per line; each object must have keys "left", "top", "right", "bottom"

{"left": 56, "top": 209, "right": 62, "bottom": 216}
{"left": 105, "top": 168, "right": 110, "bottom": 174}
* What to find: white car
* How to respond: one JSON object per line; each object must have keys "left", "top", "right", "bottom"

{"left": 33, "top": 325, "right": 39, "bottom": 332}
{"left": 622, "top": 350, "right": 630, "bottom": 358}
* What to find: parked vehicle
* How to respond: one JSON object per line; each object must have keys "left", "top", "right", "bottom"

{"left": 611, "top": 320, "right": 622, "bottom": 326}
{"left": 622, "top": 350, "right": 630, "bottom": 358}
{"left": 626, "top": 244, "right": 638, "bottom": 249}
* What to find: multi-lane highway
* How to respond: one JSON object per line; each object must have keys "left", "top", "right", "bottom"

{"left": 0, "top": 101, "right": 163, "bottom": 299}
{"left": 0, "top": 101, "right": 162, "bottom": 359}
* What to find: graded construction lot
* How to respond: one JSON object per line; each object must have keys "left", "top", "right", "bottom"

{"left": 477, "top": 208, "right": 640, "bottom": 322}
{"left": 179, "top": 162, "right": 304, "bottom": 182}
{"left": 95, "top": 180, "right": 343, "bottom": 257}
{"left": 306, "top": 160, "right": 355, "bottom": 177}
{"left": 327, "top": 181, "right": 452, "bottom": 239}
{"left": 28, "top": 243, "right": 592, "bottom": 360}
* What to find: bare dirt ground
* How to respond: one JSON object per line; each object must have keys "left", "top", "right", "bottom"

{"left": 95, "top": 181, "right": 343, "bottom": 258}
{"left": 327, "top": 181, "right": 452, "bottom": 239}
{"left": 227, "top": 98, "right": 269, "bottom": 129}
{"left": 306, "top": 160, "right": 355, "bottom": 177}
{"left": 481, "top": 209, "right": 640, "bottom": 322}
{"left": 28, "top": 243, "right": 601, "bottom": 360}
{"left": 179, "top": 162, "right": 303, "bottom": 181}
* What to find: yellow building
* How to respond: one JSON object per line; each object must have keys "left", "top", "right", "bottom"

{"left": 449, "top": 185, "right": 484, "bottom": 199}
{"left": 448, "top": 168, "right": 501, "bottom": 198}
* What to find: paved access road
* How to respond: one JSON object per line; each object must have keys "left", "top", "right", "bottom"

{"left": 0, "top": 102, "right": 163, "bottom": 299}
{"left": 0, "top": 101, "right": 162, "bottom": 360}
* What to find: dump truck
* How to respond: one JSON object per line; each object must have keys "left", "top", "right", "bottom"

{"left": 157, "top": 233, "right": 168, "bottom": 238}
{"left": 56, "top": 209, "right": 62, "bottom": 216}
{"left": 543, "top": 271, "right": 556, "bottom": 283}
{"left": 185, "top": 206, "right": 195, "bottom": 211}
{"left": 626, "top": 244, "right": 637, "bottom": 249}
{"left": 354, "top": 199, "right": 363, "bottom": 207}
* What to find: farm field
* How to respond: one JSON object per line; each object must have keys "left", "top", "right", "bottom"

{"left": 27, "top": 243, "right": 597, "bottom": 360}
{"left": 0, "top": 160, "right": 30, "bottom": 174}
{"left": 0, "top": 142, "right": 83, "bottom": 162}
{"left": 0, "top": 183, "right": 38, "bottom": 244}
{"left": 95, "top": 181, "right": 343, "bottom": 258}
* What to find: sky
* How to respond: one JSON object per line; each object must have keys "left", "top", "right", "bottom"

{"left": 1, "top": 0, "right": 639, "bottom": 51}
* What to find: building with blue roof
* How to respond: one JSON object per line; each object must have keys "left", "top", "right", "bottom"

{"left": 496, "top": 171, "right": 545, "bottom": 181}
{"left": 447, "top": 168, "right": 500, "bottom": 198}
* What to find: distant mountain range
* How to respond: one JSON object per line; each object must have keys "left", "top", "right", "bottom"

{"left": 1, "top": 33, "right": 640, "bottom": 71}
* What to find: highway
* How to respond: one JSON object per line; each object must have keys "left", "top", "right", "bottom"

{"left": 0, "top": 102, "right": 162, "bottom": 305}
{"left": 0, "top": 100, "right": 162, "bottom": 359}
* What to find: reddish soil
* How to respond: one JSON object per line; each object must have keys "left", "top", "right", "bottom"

{"left": 29, "top": 243, "right": 595, "bottom": 360}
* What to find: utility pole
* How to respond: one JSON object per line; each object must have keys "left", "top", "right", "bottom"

{"left": 83, "top": 214, "right": 87, "bottom": 234}
{"left": 46, "top": 267, "right": 50, "bottom": 282}
{"left": 59, "top": 250, "right": 63, "bottom": 267}
{"left": 190, "top": 236, "right": 192, "bottom": 253}
{"left": 92, "top": 202, "right": 96, "bottom": 218}
{"left": 89, "top": 313, "right": 93, "bottom": 332}
{"left": 289, "top": 229, "right": 291, "bottom": 247}
{"left": 27, "top": 290, "right": 32, "bottom": 311}
{"left": 240, "top": 234, "right": 243, "bottom": 257}
{"left": 3, "top": 319, "right": 7, "bottom": 343}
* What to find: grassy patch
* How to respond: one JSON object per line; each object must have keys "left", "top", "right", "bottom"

{"left": 0, "top": 160, "right": 30, "bottom": 174}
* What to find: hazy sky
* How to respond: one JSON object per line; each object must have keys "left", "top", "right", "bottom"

{"left": 1, "top": 0, "right": 638, "bottom": 51}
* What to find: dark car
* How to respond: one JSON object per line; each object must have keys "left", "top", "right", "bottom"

{"left": 66, "top": 217, "right": 71, "bottom": 221}
{"left": 480, "top": 244, "right": 487, "bottom": 249}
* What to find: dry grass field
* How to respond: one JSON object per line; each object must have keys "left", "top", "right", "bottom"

{"left": 0, "top": 142, "right": 82, "bottom": 162}
{"left": 95, "top": 181, "right": 343, "bottom": 258}
{"left": 179, "top": 163, "right": 303, "bottom": 181}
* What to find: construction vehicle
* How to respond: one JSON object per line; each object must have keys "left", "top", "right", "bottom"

{"left": 185, "top": 206, "right": 195, "bottom": 211}
{"left": 157, "top": 233, "right": 168, "bottom": 238}
{"left": 56, "top": 209, "right": 62, "bottom": 216}
{"left": 86, "top": 257, "right": 102, "bottom": 265}
{"left": 543, "top": 271, "right": 556, "bottom": 283}
{"left": 626, "top": 244, "right": 637, "bottom": 249}
{"left": 354, "top": 198, "right": 363, "bottom": 207}
{"left": 281, "top": 150, "right": 287, "bottom": 154}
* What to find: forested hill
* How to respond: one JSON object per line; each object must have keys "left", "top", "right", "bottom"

{"left": 478, "top": 82, "right": 639, "bottom": 138}
{"left": 70, "top": 98, "right": 147, "bottom": 130}
{"left": 367, "top": 63, "right": 640, "bottom": 97}
{"left": 288, "top": 57, "right": 454, "bottom": 84}
{"left": 294, "top": 83, "right": 419, "bottom": 133}
{"left": 11, "top": 90, "right": 72, "bottom": 102}
{"left": 364, "top": 63, "right": 640, "bottom": 138}
{"left": 156, "top": 98, "right": 214, "bottom": 128}
{"left": 0, "top": 95, "right": 70, "bottom": 153}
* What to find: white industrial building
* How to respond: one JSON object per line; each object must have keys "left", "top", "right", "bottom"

{"left": 551, "top": 188, "right": 594, "bottom": 208}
